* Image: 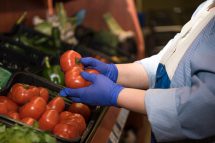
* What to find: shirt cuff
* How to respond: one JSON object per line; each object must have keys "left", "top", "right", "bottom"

{"left": 135, "top": 55, "right": 160, "bottom": 88}
{"left": 145, "top": 88, "right": 185, "bottom": 141}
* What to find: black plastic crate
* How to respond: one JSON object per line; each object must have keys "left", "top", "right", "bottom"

{"left": 6, "top": 24, "right": 76, "bottom": 59}
{"left": 0, "top": 35, "right": 44, "bottom": 73}
{"left": 0, "top": 72, "right": 107, "bottom": 143}
{"left": 76, "top": 45, "right": 136, "bottom": 64}
{"left": 75, "top": 45, "right": 114, "bottom": 63}
{"left": 74, "top": 25, "right": 136, "bottom": 63}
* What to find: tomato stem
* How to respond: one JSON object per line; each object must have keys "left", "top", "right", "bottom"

{"left": 23, "top": 84, "right": 30, "bottom": 89}
{"left": 75, "top": 57, "right": 80, "bottom": 65}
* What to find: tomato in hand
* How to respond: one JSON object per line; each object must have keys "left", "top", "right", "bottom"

{"left": 65, "top": 67, "right": 99, "bottom": 88}
{"left": 39, "top": 109, "right": 59, "bottom": 131}
{"left": 9, "top": 83, "right": 39, "bottom": 105}
{"left": 53, "top": 123, "right": 80, "bottom": 139}
{"left": 68, "top": 103, "right": 91, "bottom": 121}
{"left": 7, "top": 111, "right": 20, "bottom": 120}
{"left": 85, "top": 69, "right": 99, "bottom": 86}
{"left": 19, "top": 97, "right": 46, "bottom": 120}
{"left": 64, "top": 66, "right": 86, "bottom": 88}
{"left": 60, "top": 50, "right": 82, "bottom": 72}
{"left": 0, "top": 96, "right": 18, "bottom": 112}
{"left": 85, "top": 69, "right": 99, "bottom": 74}
{"left": 21, "top": 117, "right": 36, "bottom": 126}
{"left": 38, "top": 87, "right": 49, "bottom": 102}
{"left": 47, "top": 96, "right": 65, "bottom": 113}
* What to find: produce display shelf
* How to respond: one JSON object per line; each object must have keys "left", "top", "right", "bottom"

{"left": 0, "top": 72, "right": 107, "bottom": 143}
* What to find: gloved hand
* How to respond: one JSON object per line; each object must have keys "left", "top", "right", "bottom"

{"left": 59, "top": 72, "right": 124, "bottom": 106}
{"left": 80, "top": 57, "right": 118, "bottom": 82}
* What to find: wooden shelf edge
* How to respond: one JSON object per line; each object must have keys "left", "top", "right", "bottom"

{"left": 88, "top": 107, "right": 129, "bottom": 143}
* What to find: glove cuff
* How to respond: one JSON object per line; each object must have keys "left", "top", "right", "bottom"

{"left": 111, "top": 84, "right": 124, "bottom": 106}
{"left": 108, "top": 64, "right": 118, "bottom": 82}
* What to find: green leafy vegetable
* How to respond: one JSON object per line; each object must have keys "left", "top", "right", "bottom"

{"left": 103, "top": 13, "right": 134, "bottom": 42}
{"left": 0, "top": 123, "right": 56, "bottom": 143}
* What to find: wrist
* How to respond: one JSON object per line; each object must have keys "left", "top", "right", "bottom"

{"left": 107, "top": 64, "right": 118, "bottom": 82}
{"left": 117, "top": 88, "right": 147, "bottom": 114}
{"left": 110, "top": 84, "right": 124, "bottom": 106}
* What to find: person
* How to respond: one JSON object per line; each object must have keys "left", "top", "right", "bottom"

{"left": 60, "top": 0, "right": 215, "bottom": 142}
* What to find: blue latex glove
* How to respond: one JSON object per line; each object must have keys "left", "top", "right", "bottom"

{"left": 59, "top": 72, "right": 124, "bottom": 106}
{"left": 80, "top": 57, "right": 118, "bottom": 82}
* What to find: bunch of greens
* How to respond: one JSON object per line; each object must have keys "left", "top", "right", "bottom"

{"left": 0, "top": 123, "right": 56, "bottom": 143}
{"left": 34, "top": 3, "right": 80, "bottom": 45}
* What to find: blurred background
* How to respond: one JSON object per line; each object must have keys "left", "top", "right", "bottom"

{"left": 0, "top": 0, "right": 205, "bottom": 59}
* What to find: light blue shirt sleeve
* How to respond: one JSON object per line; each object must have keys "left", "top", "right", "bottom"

{"left": 135, "top": 33, "right": 181, "bottom": 88}
{"left": 145, "top": 22, "right": 215, "bottom": 142}
{"left": 191, "top": 1, "right": 207, "bottom": 18}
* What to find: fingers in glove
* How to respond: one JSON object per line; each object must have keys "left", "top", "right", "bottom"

{"left": 69, "top": 97, "right": 81, "bottom": 103}
{"left": 81, "top": 71, "right": 97, "bottom": 82}
{"left": 59, "top": 89, "right": 68, "bottom": 97}
{"left": 80, "top": 57, "right": 97, "bottom": 66}
{"left": 59, "top": 88, "right": 83, "bottom": 98}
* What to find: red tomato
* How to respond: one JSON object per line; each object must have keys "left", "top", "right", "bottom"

{"left": 85, "top": 69, "right": 99, "bottom": 86}
{"left": 60, "top": 118, "right": 81, "bottom": 136}
{"left": 39, "top": 109, "right": 59, "bottom": 131}
{"left": 21, "top": 117, "right": 36, "bottom": 126}
{"left": 65, "top": 67, "right": 99, "bottom": 88}
{"left": 19, "top": 97, "right": 46, "bottom": 120}
{"left": 68, "top": 103, "right": 91, "bottom": 121}
{"left": 0, "top": 96, "right": 18, "bottom": 112}
{"left": 7, "top": 111, "right": 20, "bottom": 120}
{"left": 53, "top": 123, "right": 80, "bottom": 139}
{"left": 60, "top": 50, "right": 83, "bottom": 72}
{"left": 28, "top": 85, "right": 40, "bottom": 97}
{"left": 0, "top": 102, "right": 7, "bottom": 115}
{"left": 38, "top": 87, "right": 49, "bottom": 102}
{"left": 9, "top": 83, "right": 39, "bottom": 105}
{"left": 85, "top": 69, "right": 99, "bottom": 74}
{"left": 59, "top": 111, "right": 73, "bottom": 121}
{"left": 64, "top": 66, "right": 86, "bottom": 88}
{"left": 47, "top": 96, "right": 65, "bottom": 113}
{"left": 61, "top": 113, "right": 86, "bottom": 135}
{"left": 70, "top": 113, "right": 86, "bottom": 134}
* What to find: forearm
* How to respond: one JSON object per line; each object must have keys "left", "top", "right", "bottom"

{"left": 116, "top": 63, "right": 149, "bottom": 89}
{"left": 117, "top": 88, "right": 146, "bottom": 114}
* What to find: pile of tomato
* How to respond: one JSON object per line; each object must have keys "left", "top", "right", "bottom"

{"left": 0, "top": 83, "right": 91, "bottom": 140}
{"left": 0, "top": 50, "right": 99, "bottom": 140}
{"left": 60, "top": 50, "right": 99, "bottom": 88}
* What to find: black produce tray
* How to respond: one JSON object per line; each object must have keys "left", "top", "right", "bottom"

{"left": 0, "top": 72, "right": 107, "bottom": 143}
{"left": 0, "top": 35, "right": 44, "bottom": 73}
{"left": 5, "top": 24, "right": 77, "bottom": 63}
{"left": 74, "top": 25, "right": 136, "bottom": 60}
{"left": 76, "top": 45, "right": 136, "bottom": 64}
{"left": 75, "top": 45, "right": 114, "bottom": 63}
